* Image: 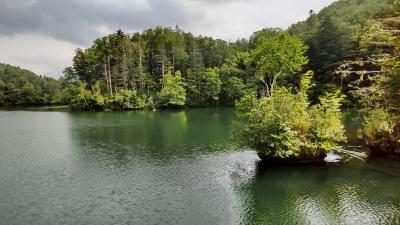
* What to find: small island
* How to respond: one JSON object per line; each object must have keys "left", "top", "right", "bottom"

{"left": 231, "top": 32, "right": 346, "bottom": 162}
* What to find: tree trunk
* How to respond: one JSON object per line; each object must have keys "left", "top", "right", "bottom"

{"left": 122, "top": 43, "right": 128, "bottom": 89}
{"left": 107, "top": 56, "right": 113, "bottom": 95}
{"left": 104, "top": 61, "right": 109, "bottom": 93}
{"left": 161, "top": 59, "right": 165, "bottom": 88}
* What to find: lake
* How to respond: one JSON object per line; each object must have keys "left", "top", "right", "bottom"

{"left": 1, "top": 108, "right": 400, "bottom": 225}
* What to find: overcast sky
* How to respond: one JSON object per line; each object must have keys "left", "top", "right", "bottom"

{"left": 0, "top": 0, "right": 336, "bottom": 78}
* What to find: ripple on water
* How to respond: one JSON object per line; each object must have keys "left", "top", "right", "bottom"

{"left": 2, "top": 110, "right": 400, "bottom": 225}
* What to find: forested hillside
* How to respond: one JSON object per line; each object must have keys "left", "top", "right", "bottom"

{"left": 0, "top": 0, "right": 393, "bottom": 109}
{"left": 0, "top": 63, "right": 65, "bottom": 106}
{"left": 288, "top": 0, "right": 389, "bottom": 100}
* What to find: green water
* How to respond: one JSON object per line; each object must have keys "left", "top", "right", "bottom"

{"left": 1, "top": 108, "right": 400, "bottom": 225}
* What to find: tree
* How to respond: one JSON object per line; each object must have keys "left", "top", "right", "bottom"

{"left": 109, "top": 31, "right": 132, "bottom": 90}
{"left": 288, "top": 0, "right": 389, "bottom": 102}
{"left": 156, "top": 71, "right": 186, "bottom": 108}
{"left": 216, "top": 59, "right": 247, "bottom": 105}
{"left": 308, "top": 16, "right": 355, "bottom": 81}
{"left": 186, "top": 38, "right": 204, "bottom": 103}
{"left": 93, "top": 37, "right": 113, "bottom": 95}
{"left": 131, "top": 32, "right": 149, "bottom": 92}
{"left": 71, "top": 48, "right": 99, "bottom": 84}
{"left": 251, "top": 32, "right": 308, "bottom": 97}
{"left": 199, "top": 68, "right": 222, "bottom": 105}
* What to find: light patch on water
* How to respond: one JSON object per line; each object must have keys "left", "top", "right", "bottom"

{"left": 337, "top": 185, "right": 387, "bottom": 225}
{"left": 297, "top": 196, "right": 330, "bottom": 225}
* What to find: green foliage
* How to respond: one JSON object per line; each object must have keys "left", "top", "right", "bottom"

{"left": 218, "top": 54, "right": 253, "bottom": 105}
{"left": 156, "top": 71, "right": 186, "bottom": 108}
{"left": 359, "top": 15, "right": 400, "bottom": 111}
{"left": 63, "top": 0, "right": 391, "bottom": 111}
{"left": 233, "top": 88, "right": 308, "bottom": 158}
{"left": 5, "top": 0, "right": 390, "bottom": 113}
{"left": 52, "top": 82, "right": 78, "bottom": 105}
{"left": 299, "top": 70, "right": 315, "bottom": 93}
{"left": 309, "top": 91, "right": 346, "bottom": 150}
{"left": 0, "top": 63, "right": 63, "bottom": 106}
{"left": 251, "top": 31, "right": 308, "bottom": 96}
{"left": 289, "top": 0, "right": 389, "bottom": 95}
{"left": 359, "top": 108, "right": 400, "bottom": 153}
{"left": 199, "top": 68, "right": 222, "bottom": 104}
{"left": 308, "top": 16, "right": 356, "bottom": 79}
{"left": 388, "top": 0, "right": 400, "bottom": 16}
{"left": 107, "top": 89, "right": 156, "bottom": 110}
{"left": 233, "top": 78, "right": 346, "bottom": 160}
{"left": 220, "top": 76, "right": 246, "bottom": 105}
{"left": 361, "top": 108, "right": 395, "bottom": 138}
{"left": 69, "top": 82, "right": 98, "bottom": 111}
{"left": 66, "top": 27, "right": 231, "bottom": 107}
{"left": 339, "top": 0, "right": 400, "bottom": 154}
{"left": 66, "top": 81, "right": 154, "bottom": 111}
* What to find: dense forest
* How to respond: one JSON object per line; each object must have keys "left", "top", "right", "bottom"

{"left": 0, "top": 63, "right": 66, "bottom": 105}
{"left": 0, "top": 0, "right": 398, "bottom": 157}
{"left": 62, "top": 27, "right": 240, "bottom": 110}
{"left": 58, "top": 0, "right": 390, "bottom": 111}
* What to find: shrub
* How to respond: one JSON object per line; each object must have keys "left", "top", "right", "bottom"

{"left": 69, "top": 82, "right": 104, "bottom": 111}
{"left": 309, "top": 91, "right": 346, "bottom": 151}
{"left": 233, "top": 86, "right": 346, "bottom": 160}
{"left": 106, "top": 89, "right": 144, "bottom": 110}
{"left": 359, "top": 108, "right": 400, "bottom": 154}
{"left": 143, "top": 96, "right": 156, "bottom": 110}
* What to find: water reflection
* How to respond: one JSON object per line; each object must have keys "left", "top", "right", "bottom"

{"left": 66, "top": 108, "right": 235, "bottom": 165}
{"left": 235, "top": 159, "right": 400, "bottom": 225}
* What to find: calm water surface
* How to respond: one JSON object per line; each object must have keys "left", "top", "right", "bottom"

{"left": 1, "top": 108, "right": 400, "bottom": 225}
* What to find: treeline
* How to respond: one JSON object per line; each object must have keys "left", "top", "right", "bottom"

{"left": 62, "top": 27, "right": 247, "bottom": 110}
{"left": 0, "top": 63, "right": 66, "bottom": 106}
{"left": 0, "top": 0, "right": 393, "bottom": 110}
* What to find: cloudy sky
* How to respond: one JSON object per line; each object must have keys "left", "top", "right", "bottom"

{"left": 0, "top": 0, "right": 336, "bottom": 78}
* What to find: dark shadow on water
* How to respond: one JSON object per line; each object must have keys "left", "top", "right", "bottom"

{"left": 363, "top": 154, "right": 400, "bottom": 178}
{"left": 255, "top": 159, "right": 329, "bottom": 176}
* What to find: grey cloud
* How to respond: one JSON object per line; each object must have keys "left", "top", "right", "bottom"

{"left": 0, "top": 0, "right": 335, "bottom": 46}
{"left": 0, "top": 33, "right": 77, "bottom": 76}
{"left": 188, "top": 0, "right": 249, "bottom": 3}
{"left": 0, "top": 0, "right": 203, "bottom": 45}
{"left": 0, "top": 0, "right": 336, "bottom": 77}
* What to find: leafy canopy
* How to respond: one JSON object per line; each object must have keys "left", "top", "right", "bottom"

{"left": 252, "top": 31, "right": 308, "bottom": 97}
